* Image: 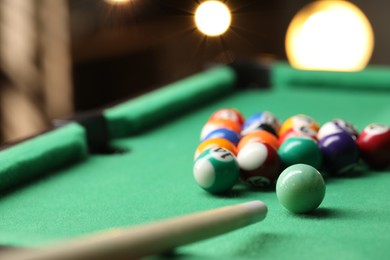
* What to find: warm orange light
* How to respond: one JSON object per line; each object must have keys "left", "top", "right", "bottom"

{"left": 105, "top": 0, "right": 131, "bottom": 4}
{"left": 286, "top": 0, "right": 374, "bottom": 71}
{"left": 195, "top": 1, "right": 231, "bottom": 37}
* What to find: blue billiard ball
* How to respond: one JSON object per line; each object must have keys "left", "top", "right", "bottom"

{"left": 242, "top": 111, "right": 280, "bottom": 136}
{"left": 202, "top": 128, "right": 241, "bottom": 146}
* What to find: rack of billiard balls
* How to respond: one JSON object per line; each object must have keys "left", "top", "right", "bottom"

{"left": 193, "top": 109, "right": 390, "bottom": 213}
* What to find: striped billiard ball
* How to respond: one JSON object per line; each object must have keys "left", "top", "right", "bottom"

{"left": 193, "top": 147, "right": 239, "bottom": 194}
{"left": 357, "top": 124, "right": 390, "bottom": 169}
{"left": 237, "top": 142, "right": 281, "bottom": 188}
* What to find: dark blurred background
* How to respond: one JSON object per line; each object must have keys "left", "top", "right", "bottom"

{"left": 0, "top": 0, "right": 389, "bottom": 143}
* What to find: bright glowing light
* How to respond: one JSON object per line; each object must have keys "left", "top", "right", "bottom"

{"left": 195, "top": 1, "right": 231, "bottom": 37}
{"left": 286, "top": 1, "right": 374, "bottom": 71}
{"left": 105, "top": 0, "right": 131, "bottom": 4}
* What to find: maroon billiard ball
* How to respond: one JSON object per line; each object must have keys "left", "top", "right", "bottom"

{"left": 236, "top": 142, "right": 281, "bottom": 188}
{"left": 357, "top": 124, "right": 390, "bottom": 169}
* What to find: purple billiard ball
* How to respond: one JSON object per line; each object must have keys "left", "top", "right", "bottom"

{"left": 318, "top": 132, "right": 360, "bottom": 175}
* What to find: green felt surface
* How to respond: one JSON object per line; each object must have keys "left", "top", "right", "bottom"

{"left": 105, "top": 66, "right": 236, "bottom": 138}
{"left": 1, "top": 64, "right": 390, "bottom": 259}
{"left": 0, "top": 124, "right": 88, "bottom": 192}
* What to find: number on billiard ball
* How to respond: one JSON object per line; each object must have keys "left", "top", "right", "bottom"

{"left": 193, "top": 147, "right": 239, "bottom": 194}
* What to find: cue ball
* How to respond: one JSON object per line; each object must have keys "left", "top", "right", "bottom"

{"left": 193, "top": 147, "right": 239, "bottom": 194}
{"left": 276, "top": 164, "right": 326, "bottom": 214}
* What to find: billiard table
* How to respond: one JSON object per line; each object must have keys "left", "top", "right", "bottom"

{"left": 1, "top": 61, "right": 390, "bottom": 259}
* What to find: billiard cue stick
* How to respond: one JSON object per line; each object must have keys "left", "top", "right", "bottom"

{"left": 2, "top": 200, "right": 267, "bottom": 260}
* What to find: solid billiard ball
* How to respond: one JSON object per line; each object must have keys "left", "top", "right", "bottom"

{"left": 237, "top": 142, "right": 281, "bottom": 188}
{"left": 194, "top": 138, "right": 237, "bottom": 160}
{"left": 278, "top": 136, "right": 322, "bottom": 169}
{"left": 241, "top": 111, "right": 280, "bottom": 136}
{"left": 200, "top": 118, "right": 241, "bottom": 140}
{"left": 318, "top": 132, "right": 360, "bottom": 174}
{"left": 193, "top": 147, "right": 239, "bottom": 194}
{"left": 357, "top": 124, "right": 390, "bottom": 169}
{"left": 317, "top": 119, "right": 359, "bottom": 140}
{"left": 237, "top": 130, "right": 279, "bottom": 151}
{"left": 276, "top": 164, "right": 326, "bottom": 214}
{"left": 209, "top": 108, "right": 244, "bottom": 126}
{"left": 202, "top": 128, "right": 241, "bottom": 146}
{"left": 278, "top": 125, "right": 318, "bottom": 145}
{"left": 279, "top": 114, "right": 320, "bottom": 137}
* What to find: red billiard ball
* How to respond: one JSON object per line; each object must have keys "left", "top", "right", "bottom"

{"left": 319, "top": 132, "right": 360, "bottom": 175}
{"left": 237, "top": 142, "right": 281, "bottom": 188}
{"left": 357, "top": 124, "right": 390, "bottom": 169}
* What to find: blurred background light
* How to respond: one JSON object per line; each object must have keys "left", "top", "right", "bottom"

{"left": 285, "top": 0, "right": 374, "bottom": 71}
{"left": 195, "top": 1, "right": 231, "bottom": 37}
{"left": 104, "top": 0, "right": 131, "bottom": 5}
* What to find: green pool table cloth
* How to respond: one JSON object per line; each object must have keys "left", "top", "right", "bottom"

{"left": 0, "top": 62, "right": 390, "bottom": 259}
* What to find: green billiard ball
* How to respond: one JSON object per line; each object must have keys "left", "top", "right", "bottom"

{"left": 193, "top": 147, "right": 239, "bottom": 194}
{"left": 276, "top": 164, "right": 326, "bottom": 214}
{"left": 278, "top": 136, "right": 322, "bottom": 169}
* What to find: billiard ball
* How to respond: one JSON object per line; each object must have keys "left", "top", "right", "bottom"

{"left": 276, "top": 164, "right": 326, "bottom": 214}
{"left": 241, "top": 111, "right": 280, "bottom": 136}
{"left": 318, "top": 132, "right": 360, "bottom": 174}
{"left": 195, "top": 138, "right": 237, "bottom": 160}
{"left": 357, "top": 124, "right": 390, "bottom": 169}
{"left": 279, "top": 114, "right": 319, "bottom": 137}
{"left": 317, "top": 119, "right": 359, "bottom": 140}
{"left": 209, "top": 108, "right": 244, "bottom": 126}
{"left": 193, "top": 147, "right": 240, "bottom": 194}
{"left": 278, "top": 136, "right": 322, "bottom": 169}
{"left": 237, "top": 142, "right": 281, "bottom": 188}
{"left": 333, "top": 119, "right": 359, "bottom": 138}
{"left": 202, "top": 128, "right": 241, "bottom": 146}
{"left": 278, "top": 125, "right": 318, "bottom": 145}
{"left": 237, "top": 130, "right": 279, "bottom": 151}
{"left": 200, "top": 118, "right": 241, "bottom": 140}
